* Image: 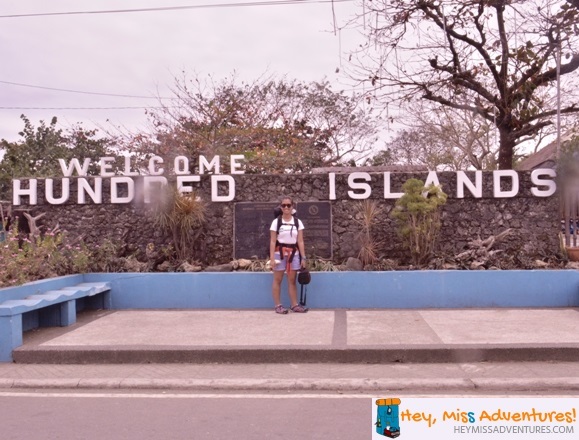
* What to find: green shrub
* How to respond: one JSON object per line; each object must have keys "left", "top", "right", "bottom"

{"left": 391, "top": 178, "right": 447, "bottom": 266}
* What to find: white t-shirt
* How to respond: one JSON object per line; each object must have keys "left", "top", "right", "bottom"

{"left": 270, "top": 216, "right": 305, "bottom": 245}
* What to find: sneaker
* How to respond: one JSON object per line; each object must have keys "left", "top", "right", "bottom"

{"left": 275, "top": 304, "right": 288, "bottom": 314}
{"left": 290, "top": 304, "right": 308, "bottom": 313}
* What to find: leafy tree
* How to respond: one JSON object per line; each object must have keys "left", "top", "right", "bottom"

{"left": 377, "top": 129, "right": 452, "bottom": 170}
{"left": 132, "top": 73, "right": 379, "bottom": 174}
{"left": 365, "top": 148, "right": 395, "bottom": 166}
{"left": 0, "top": 115, "right": 114, "bottom": 195}
{"left": 348, "top": 0, "right": 579, "bottom": 169}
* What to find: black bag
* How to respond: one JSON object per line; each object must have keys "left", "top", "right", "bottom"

{"left": 298, "top": 268, "right": 310, "bottom": 306}
{"left": 297, "top": 268, "right": 311, "bottom": 285}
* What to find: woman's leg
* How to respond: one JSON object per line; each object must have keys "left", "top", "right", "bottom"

{"left": 287, "top": 269, "right": 298, "bottom": 307}
{"left": 272, "top": 270, "right": 285, "bottom": 306}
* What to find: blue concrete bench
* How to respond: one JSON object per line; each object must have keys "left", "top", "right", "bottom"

{"left": 0, "top": 281, "right": 111, "bottom": 362}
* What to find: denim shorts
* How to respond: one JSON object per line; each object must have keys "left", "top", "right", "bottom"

{"left": 273, "top": 250, "right": 301, "bottom": 272}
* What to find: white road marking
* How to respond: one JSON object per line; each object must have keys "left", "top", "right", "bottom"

{"left": 0, "top": 392, "right": 576, "bottom": 399}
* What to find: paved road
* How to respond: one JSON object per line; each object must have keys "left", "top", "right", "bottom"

{"left": 1, "top": 391, "right": 370, "bottom": 440}
{"left": 2, "top": 390, "right": 578, "bottom": 440}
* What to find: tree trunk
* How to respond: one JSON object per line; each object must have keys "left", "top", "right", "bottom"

{"left": 497, "top": 127, "right": 515, "bottom": 170}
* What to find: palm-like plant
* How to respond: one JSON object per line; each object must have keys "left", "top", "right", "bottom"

{"left": 355, "top": 199, "right": 384, "bottom": 267}
{"left": 152, "top": 187, "right": 206, "bottom": 262}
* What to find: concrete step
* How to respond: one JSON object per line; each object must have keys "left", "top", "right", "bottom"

{"left": 12, "top": 344, "right": 579, "bottom": 364}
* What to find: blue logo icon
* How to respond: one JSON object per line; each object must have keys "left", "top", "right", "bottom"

{"left": 375, "top": 398, "right": 401, "bottom": 438}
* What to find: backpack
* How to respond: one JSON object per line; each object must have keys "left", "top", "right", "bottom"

{"left": 273, "top": 212, "right": 299, "bottom": 237}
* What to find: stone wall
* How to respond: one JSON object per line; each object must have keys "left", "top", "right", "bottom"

{"left": 4, "top": 171, "right": 560, "bottom": 266}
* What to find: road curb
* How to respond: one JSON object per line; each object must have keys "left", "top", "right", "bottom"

{"left": 2, "top": 377, "right": 579, "bottom": 392}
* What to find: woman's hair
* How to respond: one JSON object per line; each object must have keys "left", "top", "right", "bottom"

{"left": 280, "top": 196, "right": 293, "bottom": 205}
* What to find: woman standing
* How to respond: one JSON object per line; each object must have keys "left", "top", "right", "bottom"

{"left": 269, "top": 196, "right": 308, "bottom": 314}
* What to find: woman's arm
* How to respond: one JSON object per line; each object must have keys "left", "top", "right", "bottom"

{"left": 269, "top": 230, "right": 278, "bottom": 269}
{"left": 297, "top": 229, "right": 306, "bottom": 267}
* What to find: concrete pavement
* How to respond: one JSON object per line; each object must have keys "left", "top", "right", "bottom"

{"left": 1, "top": 308, "right": 579, "bottom": 392}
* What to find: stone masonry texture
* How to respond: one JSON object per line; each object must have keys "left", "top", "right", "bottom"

{"left": 5, "top": 171, "right": 559, "bottom": 266}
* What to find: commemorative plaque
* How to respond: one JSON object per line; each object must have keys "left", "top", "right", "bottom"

{"left": 234, "top": 202, "right": 279, "bottom": 259}
{"left": 296, "top": 201, "right": 332, "bottom": 259}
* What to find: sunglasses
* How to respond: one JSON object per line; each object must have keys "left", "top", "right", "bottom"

{"left": 281, "top": 204, "right": 292, "bottom": 208}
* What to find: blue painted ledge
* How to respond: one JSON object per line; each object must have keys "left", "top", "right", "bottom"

{"left": 3, "top": 271, "right": 578, "bottom": 311}
{"left": 76, "top": 270, "right": 579, "bottom": 309}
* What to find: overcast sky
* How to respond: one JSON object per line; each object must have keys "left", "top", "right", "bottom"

{"left": 0, "top": 0, "right": 362, "bottom": 143}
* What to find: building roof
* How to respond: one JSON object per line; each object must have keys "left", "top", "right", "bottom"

{"left": 311, "top": 165, "right": 428, "bottom": 174}
{"left": 516, "top": 141, "right": 557, "bottom": 171}
{"left": 516, "top": 132, "right": 577, "bottom": 171}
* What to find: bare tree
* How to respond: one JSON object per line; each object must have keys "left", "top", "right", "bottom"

{"left": 393, "top": 100, "right": 497, "bottom": 170}
{"left": 347, "top": 0, "right": 579, "bottom": 169}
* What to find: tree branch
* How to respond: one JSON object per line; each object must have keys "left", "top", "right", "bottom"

{"left": 530, "top": 52, "right": 579, "bottom": 87}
